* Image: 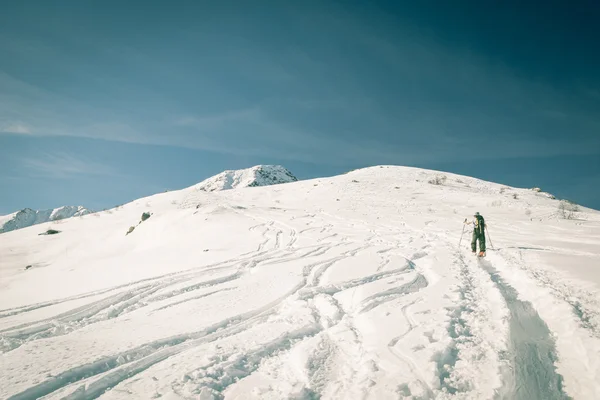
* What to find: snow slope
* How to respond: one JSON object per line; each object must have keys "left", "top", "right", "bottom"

{"left": 0, "top": 206, "right": 92, "bottom": 234}
{"left": 1, "top": 166, "right": 600, "bottom": 400}
{"left": 193, "top": 165, "right": 298, "bottom": 192}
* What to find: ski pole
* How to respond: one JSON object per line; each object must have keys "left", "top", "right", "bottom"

{"left": 459, "top": 219, "right": 466, "bottom": 247}
{"left": 485, "top": 226, "right": 494, "bottom": 249}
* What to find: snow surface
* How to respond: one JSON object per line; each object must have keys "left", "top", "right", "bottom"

{"left": 1, "top": 166, "right": 600, "bottom": 399}
{"left": 0, "top": 206, "right": 91, "bottom": 234}
{"left": 193, "top": 165, "right": 298, "bottom": 192}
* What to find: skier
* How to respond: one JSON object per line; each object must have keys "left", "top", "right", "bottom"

{"left": 465, "top": 212, "right": 486, "bottom": 257}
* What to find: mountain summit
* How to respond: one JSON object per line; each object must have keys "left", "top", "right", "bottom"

{"left": 193, "top": 165, "right": 298, "bottom": 192}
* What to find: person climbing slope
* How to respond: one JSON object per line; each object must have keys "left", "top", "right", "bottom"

{"left": 465, "top": 212, "right": 486, "bottom": 257}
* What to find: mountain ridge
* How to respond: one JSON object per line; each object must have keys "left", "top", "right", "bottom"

{"left": 0, "top": 206, "right": 92, "bottom": 234}
{"left": 0, "top": 165, "right": 298, "bottom": 234}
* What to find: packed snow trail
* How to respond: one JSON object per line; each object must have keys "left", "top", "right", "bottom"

{"left": 1, "top": 166, "right": 600, "bottom": 399}
{"left": 478, "top": 259, "right": 569, "bottom": 400}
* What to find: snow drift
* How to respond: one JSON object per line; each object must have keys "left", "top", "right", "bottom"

{"left": 1, "top": 166, "right": 599, "bottom": 400}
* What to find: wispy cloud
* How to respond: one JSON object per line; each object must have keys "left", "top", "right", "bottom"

{"left": 0, "top": 121, "right": 31, "bottom": 134}
{"left": 21, "top": 152, "right": 118, "bottom": 179}
{"left": 173, "top": 108, "right": 262, "bottom": 130}
{"left": 0, "top": 70, "right": 149, "bottom": 143}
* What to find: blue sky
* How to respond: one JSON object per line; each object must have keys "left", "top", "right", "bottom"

{"left": 1, "top": 0, "right": 599, "bottom": 213}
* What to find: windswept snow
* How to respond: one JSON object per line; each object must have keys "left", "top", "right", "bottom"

{"left": 0, "top": 206, "right": 91, "bottom": 234}
{"left": 1, "top": 166, "right": 600, "bottom": 399}
{"left": 193, "top": 165, "right": 297, "bottom": 192}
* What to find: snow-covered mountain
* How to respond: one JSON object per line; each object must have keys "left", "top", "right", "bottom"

{"left": 1, "top": 166, "right": 600, "bottom": 400}
{"left": 0, "top": 205, "right": 92, "bottom": 234}
{"left": 193, "top": 164, "right": 298, "bottom": 192}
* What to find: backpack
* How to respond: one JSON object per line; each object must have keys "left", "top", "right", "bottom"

{"left": 475, "top": 215, "right": 485, "bottom": 234}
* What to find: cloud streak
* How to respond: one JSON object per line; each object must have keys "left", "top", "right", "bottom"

{"left": 0, "top": 121, "right": 31, "bottom": 134}
{"left": 21, "top": 152, "right": 118, "bottom": 179}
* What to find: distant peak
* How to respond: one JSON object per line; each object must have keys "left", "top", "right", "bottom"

{"left": 193, "top": 165, "right": 298, "bottom": 192}
{"left": 0, "top": 205, "right": 92, "bottom": 234}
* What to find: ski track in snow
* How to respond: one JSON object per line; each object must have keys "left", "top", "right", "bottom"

{"left": 2, "top": 206, "right": 432, "bottom": 400}
{"left": 2, "top": 166, "right": 600, "bottom": 399}
{"left": 477, "top": 260, "right": 569, "bottom": 400}
{"left": 2, "top": 216, "right": 364, "bottom": 399}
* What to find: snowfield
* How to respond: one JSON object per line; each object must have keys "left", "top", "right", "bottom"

{"left": 1, "top": 166, "right": 599, "bottom": 400}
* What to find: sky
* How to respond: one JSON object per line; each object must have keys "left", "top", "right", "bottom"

{"left": 1, "top": 0, "right": 599, "bottom": 213}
